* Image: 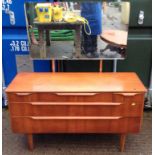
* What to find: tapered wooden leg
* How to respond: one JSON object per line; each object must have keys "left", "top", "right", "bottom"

{"left": 120, "top": 134, "right": 126, "bottom": 152}
{"left": 27, "top": 134, "right": 34, "bottom": 151}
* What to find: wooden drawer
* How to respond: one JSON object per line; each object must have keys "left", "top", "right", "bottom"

{"left": 7, "top": 92, "right": 112, "bottom": 102}
{"left": 113, "top": 93, "right": 144, "bottom": 116}
{"left": 11, "top": 116, "right": 141, "bottom": 134}
{"left": 9, "top": 101, "right": 143, "bottom": 117}
{"left": 113, "top": 93, "right": 144, "bottom": 103}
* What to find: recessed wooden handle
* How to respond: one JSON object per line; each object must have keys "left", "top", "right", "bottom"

{"left": 114, "top": 93, "right": 139, "bottom": 96}
{"left": 16, "top": 93, "right": 32, "bottom": 96}
{"left": 28, "top": 102, "right": 122, "bottom": 106}
{"left": 29, "top": 116, "right": 123, "bottom": 120}
{"left": 55, "top": 93, "right": 97, "bottom": 96}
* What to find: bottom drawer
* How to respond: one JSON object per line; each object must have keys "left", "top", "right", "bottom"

{"left": 9, "top": 102, "right": 142, "bottom": 117}
{"left": 11, "top": 116, "right": 141, "bottom": 134}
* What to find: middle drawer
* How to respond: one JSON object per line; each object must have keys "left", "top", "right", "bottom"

{"left": 9, "top": 101, "right": 143, "bottom": 117}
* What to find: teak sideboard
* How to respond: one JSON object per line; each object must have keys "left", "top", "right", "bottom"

{"left": 6, "top": 72, "right": 147, "bottom": 152}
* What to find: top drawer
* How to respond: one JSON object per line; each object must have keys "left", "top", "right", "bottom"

{"left": 113, "top": 93, "right": 144, "bottom": 104}
{"left": 7, "top": 92, "right": 112, "bottom": 102}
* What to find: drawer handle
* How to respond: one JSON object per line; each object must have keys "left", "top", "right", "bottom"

{"left": 55, "top": 93, "right": 97, "bottom": 96}
{"left": 16, "top": 93, "right": 32, "bottom": 96}
{"left": 114, "top": 93, "right": 139, "bottom": 96}
{"left": 29, "top": 116, "right": 122, "bottom": 120}
{"left": 29, "top": 102, "right": 122, "bottom": 106}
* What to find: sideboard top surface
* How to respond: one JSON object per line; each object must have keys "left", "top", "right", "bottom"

{"left": 6, "top": 72, "right": 147, "bottom": 93}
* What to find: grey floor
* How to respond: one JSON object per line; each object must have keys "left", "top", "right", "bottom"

{"left": 3, "top": 109, "right": 152, "bottom": 155}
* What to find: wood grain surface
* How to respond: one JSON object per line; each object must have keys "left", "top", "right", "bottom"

{"left": 100, "top": 30, "right": 128, "bottom": 47}
{"left": 11, "top": 116, "right": 141, "bottom": 134}
{"left": 6, "top": 72, "right": 147, "bottom": 93}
